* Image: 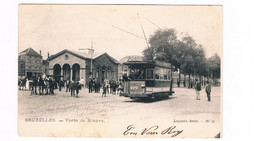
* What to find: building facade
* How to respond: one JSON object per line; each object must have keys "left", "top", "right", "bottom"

{"left": 47, "top": 49, "right": 119, "bottom": 85}
{"left": 18, "top": 48, "right": 43, "bottom": 79}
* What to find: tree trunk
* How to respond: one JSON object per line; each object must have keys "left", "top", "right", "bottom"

{"left": 178, "top": 68, "right": 181, "bottom": 87}
{"left": 188, "top": 74, "right": 191, "bottom": 88}
{"left": 184, "top": 74, "right": 186, "bottom": 87}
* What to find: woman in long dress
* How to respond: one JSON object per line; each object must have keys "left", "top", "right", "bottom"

{"left": 25, "top": 78, "right": 29, "bottom": 91}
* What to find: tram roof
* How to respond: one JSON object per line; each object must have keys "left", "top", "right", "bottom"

{"left": 123, "top": 61, "right": 171, "bottom": 69}
{"left": 123, "top": 61, "right": 153, "bottom": 65}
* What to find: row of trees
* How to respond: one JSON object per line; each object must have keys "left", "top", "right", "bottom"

{"left": 142, "top": 28, "right": 221, "bottom": 85}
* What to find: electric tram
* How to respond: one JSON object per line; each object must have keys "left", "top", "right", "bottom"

{"left": 122, "top": 60, "right": 174, "bottom": 100}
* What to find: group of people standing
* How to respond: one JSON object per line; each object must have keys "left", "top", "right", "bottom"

{"left": 18, "top": 74, "right": 56, "bottom": 95}
{"left": 18, "top": 74, "right": 82, "bottom": 98}
{"left": 194, "top": 79, "right": 212, "bottom": 102}
{"left": 88, "top": 78, "right": 123, "bottom": 97}
{"left": 64, "top": 80, "right": 82, "bottom": 98}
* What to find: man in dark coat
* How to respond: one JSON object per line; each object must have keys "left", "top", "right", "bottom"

{"left": 38, "top": 75, "right": 44, "bottom": 95}
{"left": 71, "top": 81, "right": 75, "bottom": 97}
{"left": 89, "top": 79, "right": 93, "bottom": 93}
{"left": 33, "top": 75, "right": 38, "bottom": 94}
{"left": 75, "top": 81, "right": 80, "bottom": 98}
{"left": 194, "top": 79, "right": 201, "bottom": 100}
{"left": 205, "top": 81, "right": 212, "bottom": 101}
{"left": 66, "top": 80, "right": 70, "bottom": 92}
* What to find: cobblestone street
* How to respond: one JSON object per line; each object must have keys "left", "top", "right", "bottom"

{"left": 19, "top": 87, "right": 221, "bottom": 119}
{"left": 18, "top": 87, "right": 221, "bottom": 137}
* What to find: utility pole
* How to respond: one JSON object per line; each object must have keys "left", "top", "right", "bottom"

{"left": 79, "top": 42, "right": 94, "bottom": 79}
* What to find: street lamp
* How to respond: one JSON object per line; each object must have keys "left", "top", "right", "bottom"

{"left": 79, "top": 42, "right": 95, "bottom": 79}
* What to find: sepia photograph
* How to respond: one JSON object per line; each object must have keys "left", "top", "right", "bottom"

{"left": 18, "top": 4, "right": 222, "bottom": 138}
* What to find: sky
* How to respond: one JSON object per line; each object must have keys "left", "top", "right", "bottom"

{"left": 18, "top": 5, "right": 222, "bottom": 61}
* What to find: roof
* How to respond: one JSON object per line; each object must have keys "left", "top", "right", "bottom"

{"left": 93, "top": 52, "right": 119, "bottom": 64}
{"left": 123, "top": 60, "right": 171, "bottom": 69}
{"left": 119, "top": 55, "right": 143, "bottom": 63}
{"left": 19, "top": 48, "right": 42, "bottom": 57}
{"left": 48, "top": 49, "right": 119, "bottom": 64}
{"left": 123, "top": 61, "right": 153, "bottom": 65}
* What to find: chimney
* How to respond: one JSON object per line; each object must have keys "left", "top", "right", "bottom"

{"left": 39, "top": 50, "right": 42, "bottom": 56}
{"left": 47, "top": 52, "right": 50, "bottom": 58}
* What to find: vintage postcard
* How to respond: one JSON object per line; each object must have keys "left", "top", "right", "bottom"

{"left": 18, "top": 5, "right": 222, "bottom": 138}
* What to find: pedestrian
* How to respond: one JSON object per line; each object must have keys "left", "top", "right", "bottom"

{"left": 183, "top": 79, "right": 186, "bottom": 87}
{"left": 102, "top": 82, "right": 107, "bottom": 97}
{"left": 44, "top": 77, "right": 49, "bottom": 95}
{"left": 75, "top": 81, "right": 80, "bottom": 98}
{"left": 177, "top": 79, "right": 180, "bottom": 87}
{"left": 80, "top": 77, "right": 84, "bottom": 88}
{"left": 25, "top": 78, "right": 29, "bottom": 91}
{"left": 117, "top": 80, "right": 123, "bottom": 95}
{"left": 97, "top": 80, "right": 101, "bottom": 93}
{"left": 33, "top": 75, "right": 38, "bottom": 94}
{"left": 71, "top": 80, "right": 75, "bottom": 97}
{"left": 89, "top": 79, "right": 93, "bottom": 93}
{"left": 205, "top": 81, "right": 212, "bottom": 101}
{"left": 194, "top": 79, "right": 201, "bottom": 100}
{"left": 66, "top": 80, "right": 70, "bottom": 92}
{"left": 115, "top": 81, "right": 119, "bottom": 95}
{"left": 49, "top": 78, "right": 54, "bottom": 94}
{"left": 94, "top": 79, "right": 97, "bottom": 93}
{"left": 58, "top": 80, "right": 62, "bottom": 91}
{"left": 38, "top": 75, "right": 44, "bottom": 95}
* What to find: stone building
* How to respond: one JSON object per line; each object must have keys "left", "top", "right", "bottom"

{"left": 47, "top": 49, "right": 119, "bottom": 85}
{"left": 18, "top": 48, "right": 43, "bottom": 79}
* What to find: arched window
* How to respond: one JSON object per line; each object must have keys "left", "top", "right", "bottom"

{"left": 107, "top": 66, "right": 111, "bottom": 80}
{"left": 96, "top": 66, "right": 100, "bottom": 79}
{"left": 62, "top": 64, "right": 71, "bottom": 81}
{"left": 72, "top": 63, "right": 80, "bottom": 81}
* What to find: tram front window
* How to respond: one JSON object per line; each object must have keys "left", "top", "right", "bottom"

{"left": 129, "top": 68, "right": 144, "bottom": 80}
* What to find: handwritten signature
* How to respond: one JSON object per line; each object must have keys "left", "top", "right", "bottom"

{"left": 123, "top": 125, "right": 183, "bottom": 137}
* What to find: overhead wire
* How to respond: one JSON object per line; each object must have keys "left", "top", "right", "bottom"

{"left": 137, "top": 13, "right": 150, "bottom": 48}
{"left": 71, "top": 8, "right": 145, "bottom": 40}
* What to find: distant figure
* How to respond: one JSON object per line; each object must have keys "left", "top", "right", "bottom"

{"left": 122, "top": 70, "right": 129, "bottom": 82}
{"left": 190, "top": 79, "right": 194, "bottom": 88}
{"left": 49, "top": 78, "right": 54, "bottom": 94}
{"left": 80, "top": 77, "right": 84, "bottom": 88}
{"left": 205, "top": 81, "right": 212, "bottom": 101}
{"left": 89, "top": 78, "right": 93, "bottom": 93}
{"left": 75, "top": 81, "right": 80, "bottom": 98}
{"left": 94, "top": 79, "right": 98, "bottom": 93}
{"left": 183, "top": 80, "right": 186, "bottom": 87}
{"left": 38, "top": 75, "right": 44, "bottom": 95}
{"left": 71, "top": 80, "right": 75, "bottom": 97}
{"left": 102, "top": 82, "right": 107, "bottom": 97}
{"left": 66, "top": 80, "right": 70, "bottom": 92}
{"left": 33, "top": 75, "right": 38, "bottom": 94}
{"left": 117, "top": 80, "right": 123, "bottom": 95}
{"left": 177, "top": 79, "right": 180, "bottom": 87}
{"left": 25, "top": 78, "right": 29, "bottom": 90}
{"left": 194, "top": 79, "right": 201, "bottom": 100}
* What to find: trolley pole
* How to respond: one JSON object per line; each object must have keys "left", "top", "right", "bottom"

{"left": 79, "top": 42, "right": 95, "bottom": 79}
